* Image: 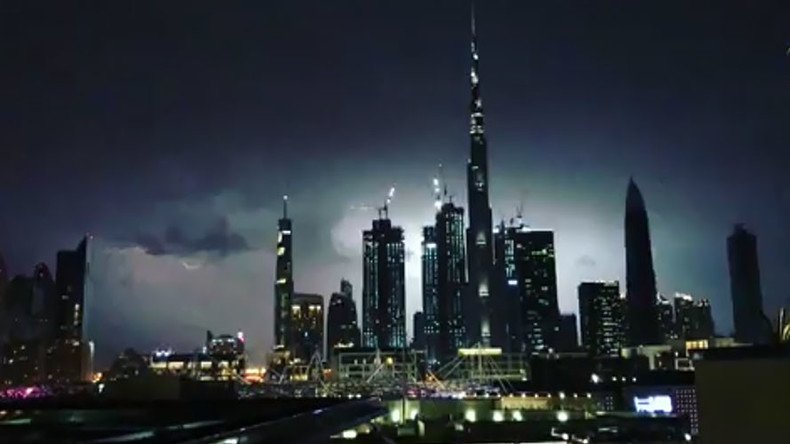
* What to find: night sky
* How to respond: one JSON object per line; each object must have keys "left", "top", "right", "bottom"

{"left": 2, "top": 1, "right": 789, "bottom": 365}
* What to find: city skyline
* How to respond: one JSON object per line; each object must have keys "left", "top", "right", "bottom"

{"left": 2, "top": 1, "right": 788, "bottom": 365}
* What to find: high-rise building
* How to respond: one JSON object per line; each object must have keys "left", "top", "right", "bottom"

{"left": 362, "top": 215, "right": 406, "bottom": 349}
{"left": 674, "top": 293, "right": 715, "bottom": 340}
{"left": 624, "top": 178, "right": 661, "bottom": 346}
{"left": 50, "top": 235, "right": 93, "bottom": 382}
{"left": 578, "top": 281, "right": 626, "bottom": 357}
{"left": 55, "top": 236, "right": 91, "bottom": 342}
{"left": 31, "top": 263, "right": 56, "bottom": 342}
{"left": 412, "top": 311, "right": 425, "bottom": 350}
{"left": 465, "top": 7, "right": 494, "bottom": 347}
{"left": 556, "top": 313, "right": 579, "bottom": 352}
{"left": 435, "top": 201, "right": 467, "bottom": 360}
{"left": 327, "top": 280, "right": 360, "bottom": 353}
{"left": 727, "top": 224, "right": 769, "bottom": 344}
{"left": 656, "top": 293, "right": 677, "bottom": 342}
{"left": 274, "top": 196, "right": 293, "bottom": 350}
{"left": 421, "top": 225, "right": 440, "bottom": 364}
{"left": 290, "top": 293, "right": 324, "bottom": 362}
{"left": 493, "top": 222, "right": 560, "bottom": 353}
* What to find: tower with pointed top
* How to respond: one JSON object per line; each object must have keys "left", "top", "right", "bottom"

{"left": 624, "top": 179, "right": 661, "bottom": 345}
{"left": 465, "top": 4, "right": 495, "bottom": 346}
{"left": 274, "top": 195, "right": 293, "bottom": 350}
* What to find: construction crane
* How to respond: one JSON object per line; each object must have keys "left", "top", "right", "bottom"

{"left": 377, "top": 185, "right": 396, "bottom": 219}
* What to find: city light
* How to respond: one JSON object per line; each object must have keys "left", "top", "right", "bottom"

{"left": 465, "top": 409, "right": 477, "bottom": 423}
{"left": 556, "top": 411, "right": 569, "bottom": 423}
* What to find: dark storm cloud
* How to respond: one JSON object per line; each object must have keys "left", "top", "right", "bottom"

{"left": 134, "top": 218, "right": 249, "bottom": 257}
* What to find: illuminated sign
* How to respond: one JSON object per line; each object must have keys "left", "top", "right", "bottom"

{"left": 633, "top": 395, "right": 673, "bottom": 413}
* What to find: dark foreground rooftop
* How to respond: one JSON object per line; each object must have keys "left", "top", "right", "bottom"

{"left": 0, "top": 398, "right": 387, "bottom": 443}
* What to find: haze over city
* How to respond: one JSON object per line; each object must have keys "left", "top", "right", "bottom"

{"left": 2, "top": 0, "right": 789, "bottom": 365}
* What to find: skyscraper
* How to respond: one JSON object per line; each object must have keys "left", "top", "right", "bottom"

{"left": 31, "top": 263, "right": 55, "bottom": 342}
{"left": 556, "top": 313, "right": 579, "bottom": 352}
{"left": 465, "top": 6, "right": 494, "bottom": 347}
{"left": 55, "top": 236, "right": 91, "bottom": 342}
{"left": 421, "top": 225, "right": 440, "bottom": 364}
{"left": 435, "top": 201, "right": 467, "bottom": 360}
{"left": 624, "top": 178, "right": 661, "bottom": 345}
{"left": 578, "top": 281, "right": 626, "bottom": 357}
{"left": 362, "top": 215, "right": 406, "bottom": 349}
{"left": 274, "top": 195, "right": 293, "bottom": 350}
{"left": 412, "top": 311, "right": 425, "bottom": 350}
{"left": 727, "top": 224, "right": 769, "bottom": 344}
{"left": 656, "top": 293, "right": 677, "bottom": 342}
{"left": 327, "top": 280, "right": 360, "bottom": 353}
{"left": 493, "top": 222, "right": 560, "bottom": 353}
{"left": 51, "top": 235, "right": 93, "bottom": 382}
{"left": 674, "top": 293, "right": 715, "bottom": 340}
{"left": 290, "top": 293, "right": 324, "bottom": 362}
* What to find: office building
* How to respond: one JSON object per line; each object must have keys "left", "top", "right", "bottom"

{"left": 290, "top": 293, "right": 324, "bottom": 362}
{"left": 412, "top": 311, "right": 425, "bottom": 350}
{"left": 327, "top": 280, "right": 360, "bottom": 353}
{"left": 465, "top": 9, "right": 494, "bottom": 347}
{"left": 434, "top": 201, "right": 467, "bottom": 360}
{"left": 50, "top": 235, "right": 93, "bottom": 382}
{"left": 727, "top": 224, "right": 769, "bottom": 344}
{"left": 656, "top": 293, "right": 676, "bottom": 342}
{"left": 674, "top": 293, "right": 715, "bottom": 340}
{"left": 421, "top": 225, "right": 440, "bottom": 365}
{"left": 556, "top": 313, "right": 579, "bottom": 352}
{"left": 578, "top": 281, "right": 626, "bottom": 357}
{"left": 274, "top": 195, "right": 293, "bottom": 350}
{"left": 493, "top": 222, "right": 560, "bottom": 353}
{"left": 362, "top": 216, "right": 406, "bottom": 349}
{"left": 624, "top": 178, "right": 661, "bottom": 346}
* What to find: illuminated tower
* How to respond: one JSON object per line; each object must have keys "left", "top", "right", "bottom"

{"left": 465, "top": 4, "right": 494, "bottom": 346}
{"left": 436, "top": 201, "right": 467, "bottom": 360}
{"left": 327, "top": 279, "right": 360, "bottom": 353}
{"left": 290, "top": 293, "right": 324, "bottom": 361}
{"left": 494, "top": 221, "right": 560, "bottom": 352}
{"left": 362, "top": 214, "right": 406, "bottom": 349}
{"left": 51, "top": 235, "right": 93, "bottom": 382}
{"left": 421, "top": 225, "right": 440, "bottom": 365}
{"left": 274, "top": 195, "right": 293, "bottom": 350}
{"left": 578, "top": 281, "right": 626, "bottom": 357}
{"left": 624, "top": 178, "right": 661, "bottom": 345}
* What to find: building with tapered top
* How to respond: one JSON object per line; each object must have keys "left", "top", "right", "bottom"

{"left": 465, "top": 7, "right": 495, "bottom": 347}
{"left": 727, "top": 224, "right": 769, "bottom": 344}
{"left": 625, "top": 178, "right": 661, "bottom": 346}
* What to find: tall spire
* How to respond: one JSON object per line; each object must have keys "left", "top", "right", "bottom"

{"left": 465, "top": 0, "right": 494, "bottom": 348}
{"left": 470, "top": 1, "right": 484, "bottom": 136}
{"left": 282, "top": 194, "right": 288, "bottom": 219}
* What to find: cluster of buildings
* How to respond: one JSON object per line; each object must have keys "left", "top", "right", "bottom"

{"left": 268, "top": 7, "right": 778, "bottom": 376}
{"left": 0, "top": 237, "right": 93, "bottom": 387}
